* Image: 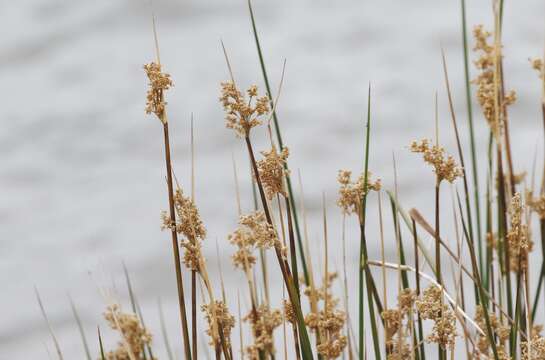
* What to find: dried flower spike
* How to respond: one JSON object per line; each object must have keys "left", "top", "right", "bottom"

{"left": 244, "top": 304, "right": 283, "bottom": 357}
{"left": 336, "top": 170, "right": 381, "bottom": 215}
{"left": 410, "top": 139, "right": 463, "bottom": 183}
{"left": 101, "top": 303, "right": 154, "bottom": 360}
{"left": 257, "top": 145, "right": 290, "bottom": 199}
{"left": 530, "top": 57, "right": 544, "bottom": 79}
{"left": 161, "top": 188, "right": 207, "bottom": 271}
{"left": 144, "top": 62, "right": 173, "bottom": 123}
{"left": 228, "top": 211, "right": 279, "bottom": 271}
{"left": 471, "top": 25, "right": 517, "bottom": 139}
{"left": 220, "top": 81, "right": 270, "bottom": 137}
{"left": 507, "top": 192, "right": 532, "bottom": 272}
{"left": 201, "top": 300, "right": 235, "bottom": 349}
{"left": 416, "top": 285, "right": 457, "bottom": 349}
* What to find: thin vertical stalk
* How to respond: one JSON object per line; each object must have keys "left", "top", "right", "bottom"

{"left": 247, "top": 0, "right": 309, "bottom": 285}
{"left": 411, "top": 219, "right": 426, "bottom": 360}
{"left": 460, "top": 0, "right": 483, "bottom": 264}
{"left": 162, "top": 122, "right": 192, "bottom": 360}
{"left": 359, "top": 86, "right": 381, "bottom": 360}
{"left": 244, "top": 134, "right": 313, "bottom": 360}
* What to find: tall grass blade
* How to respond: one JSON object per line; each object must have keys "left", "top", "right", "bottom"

{"left": 68, "top": 294, "right": 92, "bottom": 360}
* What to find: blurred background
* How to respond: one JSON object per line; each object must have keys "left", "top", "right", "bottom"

{"left": 1, "top": 0, "right": 544, "bottom": 358}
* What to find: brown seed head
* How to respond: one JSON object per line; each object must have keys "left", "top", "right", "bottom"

{"left": 410, "top": 139, "right": 463, "bottom": 183}
{"left": 220, "top": 81, "right": 269, "bottom": 137}
{"left": 144, "top": 62, "right": 173, "bottom": 123}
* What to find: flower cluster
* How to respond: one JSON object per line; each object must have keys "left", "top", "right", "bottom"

{"left": 101, "top": 304, "right": 154, "bottom": 360}
{"left": 244, "top": 304, "right": 283, "bottom": 358}
{"left": 522, "top": 335, "right": 545, "bottom": 360}
{"left": 336, "top": 170, "right": 381, "bottom": 215}
{"left": 201, "top": 300, "right": 235, "bottom": 349}
{"left": 144, "top": 62, "right": 173, "bottom": 122}
{"left": 507, "top": 192, "right": 532, "bottom": 272}
{"left": 472, "top": 25, "right": 517, "bottom": 139}
{"left": 257, "top": 145, "right": 290, "bottom": 199}
{"left": 410, "top": 139, "right": 463, "bottom": 183}
{"left": 220, "top": 82, "right": 270, "bottom": 137}
{"left": 474, "top": 305, "right": 511, "bottom": 358}
{"left": 530, "top": 57, "right": 544, "bottom": 79}
{"left": 527, "top": 191, "right": 545, "bottom": 219}
{"left": 304, "top": 272, "right": 347, "bottom": 358}
{"left": 381, "top": 289, "right": 417, "bottom": 358}
{"left": 161, "top": 188, "right": 207, "bottom": 271}
{"left": 416, "top": 286, "right": 456, "bottom": 349}
{"left": 228, "top": 211, "right": 278, "bottom": 271}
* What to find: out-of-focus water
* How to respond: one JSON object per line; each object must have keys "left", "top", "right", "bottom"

{"left": 1, "top": 0, "right": 544, "bottom": 358}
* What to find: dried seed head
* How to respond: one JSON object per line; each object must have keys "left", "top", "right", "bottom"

{"left": 530, "top": 58, "right": 545, "bottom": 79}
{"left": 282, "top": 300, "right": 296, "bottom": 324}
{"left": 336, "top": 169, "right": 381, "bottom": 215}
{"left": 471, "top": 25, "right": 517, "bottom": 139}
{"left": 303, "top": 271, "right": 347, "bottom": 358}
{"left": 244, "top": 304, "right": 283, "bottom": 356}
{"left": 220, "top": 81, "right": 269, "bottom": 137}
{"left": 507, "top": 192, "right": 532, "bottom": 272}
{"left": 416, "top": 285, "right": 457, "bottom": 349}
{"left": 410, "top": 139, "right": 463, "bottom": 183}
{"left": 102, "top": 304, "right": 153, "bottom": 360}
{"left": 144, "top": 62, "right": 173, "bottom": 123}
{"left": 201, "top": 300, "right": 235, "bottom": 348}
{"left": 475, "top": 305, "right": 511, "bottom": 357}
{"left": 228, "top": 211, "right": 278, "bottom": 270}
{"left": 161, "top": 188, "right": 207, "bottom": 271}
{"left": 522, "top": 335, "right": 545, "bottom": 360}
{"left": 527, "top": 191, "right": 545, "bottom": 219}
{"left": 257, "top": 145, "right": 290, "bottom": 199}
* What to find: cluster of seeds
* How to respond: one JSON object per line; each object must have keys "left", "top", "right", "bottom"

{"left": 228, "top": 211, "right": 279, "bottom": 271}
{"left": 304, "top": 272, "right": 347, "bottom": 358}
{"left": 201, "top": 300, "right": 235, "bottom": 349}
{"left": 410, "top": 139, "right": 463, "bottom": 183}
{"left": 336, "top": 170, "right": 381, "bottom": 215}
{"left": 101, "top": 304, "right": 154, "bottom": 360}
{"left": 244, "top": 304, "right": 283, "bottom": 358}
{"left": 257, "top": 145, "right": 290, "bottom": 199}
{"left": 474, "top": 305, "right": 511, "bottom": 359}
{"left": 472, "top": 25, "right": 517, "bottom": 139}
{"left": 530, "top": 57, "right": 544, "bottom": 79}
{"left": 144, "top": 62, "right": 173, "bottom": 122}
{"left": 220, "top": 82, "right": 270, "bottom": 137}
{"left": 522, "top": 335, "right": 545, "bottom": 359}
{"left": 381, "top": 289, "right": 417, "bottom": 359}
{"left": 416, "top": 286, "right": 457, "bottom": 349}
{"left": 507, "top": 192, "right": 532, "bottom": 272}
{"left": 527, "top": 191, "right": 545, "bottom": 219}
{"left": 161, "top": 188, "right": 207, "bottom": 271}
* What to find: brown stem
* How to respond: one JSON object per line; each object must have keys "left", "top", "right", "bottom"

{"left": 192, "top": 271, "right": 197, "bottom": 360}
{"left": 162, "top": 122, "right": 192, "bottom": 360}
{"left": 435, "top": 183, "right": 442, "bottom": 286}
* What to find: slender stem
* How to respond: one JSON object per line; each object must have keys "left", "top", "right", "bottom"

{"left": 412, "top": 219, "right": 426, "bottom": 360}
{"left": 460, "top": 0, "right": 483, "bottom": 265}
{"left": 245, "top": 134, "right": 314, "bottom": 360}
{"left": 247, "top": 0, "right": 310, "bottom": 286}
{"left": 162, "top": 122, "right": 192, "bottom": 360}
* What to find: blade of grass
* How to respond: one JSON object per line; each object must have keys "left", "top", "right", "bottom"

{"left": 98, "top": 327, "right": 106, "bottom": 360}
{"left": 247, "top": 0, "right": 309, "bottom": 286}
{"left": 35, "top": 287, "right": 64, "bottom": 360}
{"left": 158, "top": 298, "right": 175, "bottom": 360}
{"left": 460, "top": 0, "right": 483, "bottom": 272}
{"left": 68, "top": 294, "right": 92, "bottom": 360}
{"left": 455, "top": 191, "right": 500, "bottom": 360}
{"left": 359, "top": 85, "right": 381, "bottom": 360}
